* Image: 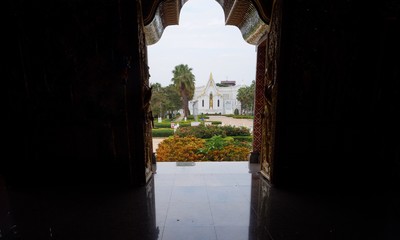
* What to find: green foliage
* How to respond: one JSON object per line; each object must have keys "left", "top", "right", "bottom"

{"left": 197, "top": 114, "right": 209, "bottom": 120}
{"left": 198, "top": 135, "right": 251, "bottom": 161}
{"left": 204, "top": 135, "right": 228, "bottom": 151}
{"left": 175, "top": 125, "right": 227, "bottom": 139}
{"left": 176, "top": 121, "right": 191, "bottom": 127}
{"left": 220, "top": 125, "right": 251, "bottom": 136}
{"left": 231, "top": 135, "right": 253, "bottom": 142}
{"left": 237, "top": 80, "right": 255, "bottom": 115}
{"left": 150, "top": 83, "right": 181, "bottom": 118}
{"left": 152, "top": 128, "right": 174, "bottom": 137}
{"left": 156, "top": 135, "right": 251, "bottom": 162}
{"left": 174, "top": 125, "right": 251, "bottom": 139}
{"left": 171, "top": 64, "right": 196, "bottom": 117}
{"left": 232, "top": 115, "right": 254, "bottom": 119}
{"left": 154, "top": 122, "right": 173, "bottom": 128}
{"left": 156, "top": 136, "right": 205, "bottom": 162}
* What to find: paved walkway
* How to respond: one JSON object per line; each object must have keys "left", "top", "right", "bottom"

{"left": 152, "top": 116, "right": 254, "bottom": 153}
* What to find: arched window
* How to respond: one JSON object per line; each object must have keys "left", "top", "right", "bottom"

{"left": 217, "top": 99, "right": 220, "bottom": 107}
{"left": 202, "top": 99, "right": 204, "bottom": 107}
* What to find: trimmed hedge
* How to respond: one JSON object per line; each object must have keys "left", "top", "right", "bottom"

{"left": 232, "top": 136, "right": 253, "bottom": 142}
{"left": 154, "top": 121, "right": 192, "bottom": 128}
{"left": 232, "top": 115, "right": 254, "bottom": 119}
{"left": 152, "top": 128, "right": 174, "bottom": 137}
{"left": 222, "top": 114, "right": 254, "bottom": 119}
{"left": 154, "top": 122, "right": 172, "bottom": 128}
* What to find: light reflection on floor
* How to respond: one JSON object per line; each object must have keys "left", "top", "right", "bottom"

{"left": 1, "top": 161, "right": 399, "bottom": 239}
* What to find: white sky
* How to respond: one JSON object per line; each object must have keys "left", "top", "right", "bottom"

{"left": 147, "top": 0, "right": 257, "bottom": 88}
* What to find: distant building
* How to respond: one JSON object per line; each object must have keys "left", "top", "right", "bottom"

{"left": 189, "top": 73, "right": 243, "bottom": 115}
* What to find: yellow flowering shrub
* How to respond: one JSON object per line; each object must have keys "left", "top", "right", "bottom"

{"left": 156, "top": 136, "right": 205, "bottom": 162}
{"left": 205, "top": 145, "right": 250, "bottom": 161}
{"left": 155, "top": 135, "right": 251, "bottom": 162}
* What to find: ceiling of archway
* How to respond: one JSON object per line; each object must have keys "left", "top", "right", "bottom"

{"left": 143, "top": 0, "right": 273, "bottom": 46}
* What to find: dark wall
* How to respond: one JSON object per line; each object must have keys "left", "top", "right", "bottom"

{"left": 4, "top": 0, "right": 142, "bottom": 186}
{"left": 274, "top": 1, "right": 399, "bottom": 191}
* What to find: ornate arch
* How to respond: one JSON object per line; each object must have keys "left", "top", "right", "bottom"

{"left": 143, "top": 0, "right": 273, "bottom": 46}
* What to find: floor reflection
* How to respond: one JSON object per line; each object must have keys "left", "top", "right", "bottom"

{"left": 1, "top": 162, "right": 399, "bottom": 239}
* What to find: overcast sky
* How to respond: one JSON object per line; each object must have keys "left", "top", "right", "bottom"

{"left": 147, "top": 0, "right": 257, "bottom": 88}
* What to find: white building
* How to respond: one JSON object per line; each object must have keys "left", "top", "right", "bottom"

{"left": 189, "top": 73, "right": 243, "bottom": 115}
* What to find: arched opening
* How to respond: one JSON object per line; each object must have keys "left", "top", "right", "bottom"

{"left": 146, "top": 0, "right": 264, "bottom": 172}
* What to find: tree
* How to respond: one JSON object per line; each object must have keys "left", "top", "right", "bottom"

{"left": 150, "top": 83, "right": 181, "bottom": 118}
{"left": 171, "top": 64, "right": 195, "bottom": 117}
{"left": 149, "top": 83, "right": 164, "bottom": 117}
{"left": 163, "top": 84, "right": 181, "bottom": 114}
{"left": 237, "top": 80, "right": 255, "bottom": 114}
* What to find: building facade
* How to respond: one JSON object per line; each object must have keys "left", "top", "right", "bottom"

{"left": 189, "top": 73, "right": 243, "bottom": 115}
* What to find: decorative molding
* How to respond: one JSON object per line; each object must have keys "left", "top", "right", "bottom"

{"left": 215, "top": 0, "right": 272, "bottom": 45}
{"left": 144, "top": 0, "right": 188, "bottom": 45}
{"left": 144, "top": 0, "right": 272, "bottom": 46}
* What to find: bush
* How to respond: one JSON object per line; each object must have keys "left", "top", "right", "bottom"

{"left": 220, "top": 125, "right": 251, "bottom": 136}
{"left": 175, "top": 125, "right": 226, "bottom": 138}
{"left": 152, "top": 128, "right": 174, "bottom": 137}
{"left": 156, "top": 136, "right": 205, "bottom": 162}
{"left": 154, "top": 122, "right": 173, "bottom": 128}
{"left": 177, "top": 121, "right": 191, "bottom": 127}
{"left": 232, "top": 135, "right": 253, "bottom": 142}
{"left": 156, "top": 135, "right": 251, "bottom": 162}
{"left": 175, "top": 124, "right": 251, "bottom": 138}
{"left": 198, "top": 135, "right": 251, "bottom": 161}
{"left": 232, "top": 115, "right": 254, "bottom": 119}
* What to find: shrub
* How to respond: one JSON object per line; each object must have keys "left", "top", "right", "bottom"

{"left": 232, "top": 115, "right": 254, "bottom": 119}
{"left": 175, "top": 125, "right": 226, "bottom": 138}
{"left": 198, "top": 136, "right": 251, "bottom": 161}
{"left": 177, "top": 121, "right": 191, "bottom": 127}
{"left": 156, "top": 136, "right": 205, "bottom": 162}
{"left": 221, "top": 125, "right": 251, "bottom": 136}
{"left": 175, "top": 124, "right": 251, "bottom": 138}
{"left": 205, "top": 145, "right": 251, "bottom": 161}
{"left": 152, "top": 128, "right": 174, "bottom": 137}
{"left": 156, "top": 135, "right": 251, "bottom": 162}
{"left": 154, "top": 122, "right": 173, "bottom": 128}
{"left": 232, "top": 135, "right": 253, "bottom": 142}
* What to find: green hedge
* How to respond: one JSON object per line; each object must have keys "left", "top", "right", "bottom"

{"left": 152, "top": 128, "right": 174, "bottom": 137}
{"left": 177, "top": 122, "right": 191, "bottom": 127}
{"left": 154, "top": 122, "right": 172, "bottom": 128}
{"left": 232, "top": 135, "right": 253, "bottom": 142}
{"left": 232, "top": 115, "right": 254, "bottom": 119}
{"left": 175, "top": 125, "right": 251, "bottom": 139}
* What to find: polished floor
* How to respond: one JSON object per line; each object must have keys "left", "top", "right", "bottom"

{"left": 1, "top": 162, "right": 399, "bottom": 240}
{"left": 152, "top": 162, "right": 263, "bottom": 240}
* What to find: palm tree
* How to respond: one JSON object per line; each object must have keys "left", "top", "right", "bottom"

{"left": 171, "top": 64, "right": 195, "bottom": 117}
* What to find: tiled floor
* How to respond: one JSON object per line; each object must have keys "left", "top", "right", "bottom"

{"left": 1, "top": 162, "right": 399, "bottom": 240}
{"left": 153, "top": 162, "right": 263, "bottom": 240}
